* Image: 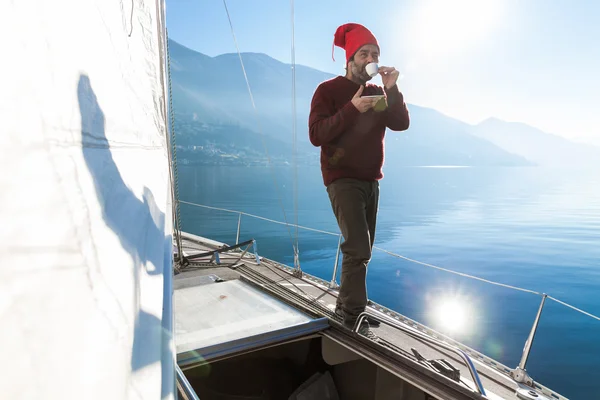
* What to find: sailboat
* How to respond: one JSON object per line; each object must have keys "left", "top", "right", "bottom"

{"left": 3, "top": 0, "right": 596, "bottom": 399}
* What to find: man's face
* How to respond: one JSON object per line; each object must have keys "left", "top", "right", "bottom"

{"left": 349, "top": 44, "right": 380, "bottom": 82}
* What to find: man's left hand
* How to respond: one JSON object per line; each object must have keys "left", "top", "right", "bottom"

{"left": 379, "top": 66, "right": 400, "bottom": 89}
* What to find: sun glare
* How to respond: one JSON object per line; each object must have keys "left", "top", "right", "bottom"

{"left": 406, "top": 0, "right": 504, "bottom": 60}
{"left": 428, "top": 291, "right": 476, "bottom": 336}
{"left": 435, "top": 298, "right": 467, "bottom": 332}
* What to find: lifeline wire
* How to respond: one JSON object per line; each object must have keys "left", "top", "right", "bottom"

{"left": 179, "top": 200, "right": 600, "bottom": 323}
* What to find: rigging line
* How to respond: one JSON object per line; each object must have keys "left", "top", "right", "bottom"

{"left": 180, "top": 200, "right": 553, "bottom": 299}
{"left": 261, "top": 257, "right": 340, "bottom": 300}
{"left": 373, "top": 246, "right": 543, "bottom": 296}
{"left": 290, "top": 0, "right": 300, "bottom": 264}
{"left": 191, "top": 238, "right": 333, "bottom": 304}
{"left": 547, "top": 295, "right": 600, "bottom": 322}
{"left": 182, "top": 200, "right": 600, "bottom": 326}
{"left": 165, "top": 28, "right": 184, "bottom": 259}
{"left": 221, "top": 0, "right": 296, "bottom": 252}
{"left": 179, "top": 200, "right": 338, "bottom": 236}
{"left": 127, "top": 0, "right": 134, "bottom": 37}
{"left": 179, "top": 198, "right": 588, "bottom": 309}
{"left": 241, "top": 261, "right": 330, "bottom": 309}
{"left": 260, "top": 262, "right": 317, "bottom": 303}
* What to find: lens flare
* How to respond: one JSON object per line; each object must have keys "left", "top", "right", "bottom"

{"left": 427, "top": 289, "right": 476, "bottom": 336}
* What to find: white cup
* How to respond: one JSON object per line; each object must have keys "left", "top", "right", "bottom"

{"left": 365, "top": 63, "right": 379, "bottom": 78}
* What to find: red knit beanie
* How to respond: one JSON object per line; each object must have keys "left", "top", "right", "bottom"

{"left": 333, "top": 23, "right": 379, "bottom": 63}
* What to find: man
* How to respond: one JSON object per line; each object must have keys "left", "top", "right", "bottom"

{"left": 308, "top": 23, "right": 410, "bottom": 337}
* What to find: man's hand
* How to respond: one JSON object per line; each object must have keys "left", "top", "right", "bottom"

{"left": 379, "top": 66, "right": 400, "bottom": 89}
{"left": 351, "top": 85, "right": 379, "bottom": 113}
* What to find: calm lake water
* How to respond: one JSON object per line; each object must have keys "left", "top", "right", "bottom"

{"left": 178, "top": 165, "right": 600, "bottom": 399}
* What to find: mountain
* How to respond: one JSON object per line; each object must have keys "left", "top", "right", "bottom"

{"left": 172, "top": 118, "right": 317, "bottom": 167}
{"left": 470, "top": 118, "right": 600, "bottom": 167}
{"left": 168, "top": 39, "right": 328, "bottom": 141}
{"left": 381, "top": 106, "right": 534, "bottom": 167}
{"left": 167, "top": 39, "right": 533, "bottom": 167}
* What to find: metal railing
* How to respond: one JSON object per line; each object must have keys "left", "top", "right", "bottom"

{"left": 179, "top": 199, "right": 600, "bottom": 392}
{"left": 354, "top": 311, "right": 486, "bottom": 397}
{"left": 176, "top": 363, "right": 200, "bottom": 400}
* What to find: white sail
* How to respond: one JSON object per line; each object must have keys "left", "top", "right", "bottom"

{"left": 0, "top": 1, "right": 174, "bottom": 399}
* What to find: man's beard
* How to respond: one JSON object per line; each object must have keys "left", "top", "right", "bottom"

{"left": 350, "top": 62, "right": 372, "bottom": 83}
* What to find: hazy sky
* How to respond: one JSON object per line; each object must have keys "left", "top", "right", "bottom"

{"left": 166, "top": 0, "right": 600, "bottom": 146}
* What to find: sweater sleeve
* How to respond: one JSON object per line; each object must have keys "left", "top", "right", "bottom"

{"left": 384, "top": 85, "right": 410, "bottom": 131}
{"left": 308, "top": 84, "right": 360, "bottom": 147}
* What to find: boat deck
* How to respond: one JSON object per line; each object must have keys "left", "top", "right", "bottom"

{"left": 174, "top": 232, "right": 563, "bottom": 400}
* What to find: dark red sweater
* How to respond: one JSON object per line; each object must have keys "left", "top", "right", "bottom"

{"left": 308, "top": 76, "right": 410, "bottom": 186}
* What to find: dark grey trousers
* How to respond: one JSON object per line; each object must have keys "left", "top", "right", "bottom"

{"left": 327, "top": 178, "right": 379, "bottom": 327}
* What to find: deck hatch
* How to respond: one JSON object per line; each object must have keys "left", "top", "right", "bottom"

{"left": 174, "top": 278, "right": 328, "bottom": 367}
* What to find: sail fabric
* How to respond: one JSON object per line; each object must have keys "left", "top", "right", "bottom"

{"left": 0, "top": 1, "right": 174, "bottom": 399}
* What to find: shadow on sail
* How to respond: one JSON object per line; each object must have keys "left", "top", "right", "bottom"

{"left": 77, "top": 74, "right": 172, "bottom": 393}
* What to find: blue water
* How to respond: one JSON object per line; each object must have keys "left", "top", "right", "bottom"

{"left": 179, "top": 165, "right": 600, "bottom": 399}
